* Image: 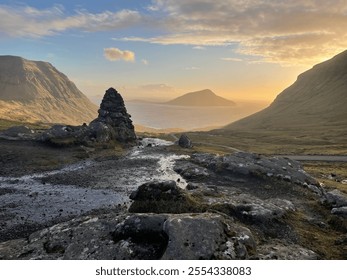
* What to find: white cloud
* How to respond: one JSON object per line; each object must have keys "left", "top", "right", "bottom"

{"left": 193, "top": 46, "right": 206, "bottom": 50}
{"left": 0, "top": 4, "right": 141, "bottom": 37}
{"left": 221, "top": 57, "right": 243, "bottom": 62}
{"left": 185, "top": 66, "right": 200, "bottom": 70}
{"left": 104, "top": 48, "right": 135, "bottom": 62}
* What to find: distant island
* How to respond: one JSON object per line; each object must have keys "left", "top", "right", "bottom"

{"left": 166, "top": 89, "right": 236, "bottom": 107}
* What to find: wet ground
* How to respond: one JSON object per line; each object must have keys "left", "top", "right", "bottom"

{"left": 0, "top": 138, "right": 188, "bottom": 242}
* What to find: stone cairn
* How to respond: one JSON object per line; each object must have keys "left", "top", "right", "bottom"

{"left": 39, "top": 87, "right": 136, "bottom": 145}
{"left": 90, "top": 87, "right": 137, "bottom": 143}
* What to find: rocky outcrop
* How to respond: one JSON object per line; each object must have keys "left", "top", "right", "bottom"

{"left": 0, "top": 141, "right": 345, "bottom": 259}
{"left": 39, "top": 88, "right": 136, "bottom": 146}
{"left": 182, "top": 152, "right": 318, "bottom": 186}
{"left": 0, "top": 212, "right": 256, "bottom": 260}
{"left": 129, "top": 181, "right": 202, "bottom": 213}
{"left": 0, "top": 125, "right": 36, "bottom": 140}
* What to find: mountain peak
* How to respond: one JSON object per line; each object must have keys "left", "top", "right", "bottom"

{"left": 166, "top": 89, "right": 235, "bottom": 107}
{"left": 0, "top": 55, "right": 97, "bottom": 125}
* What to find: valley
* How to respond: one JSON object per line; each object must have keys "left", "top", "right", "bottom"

{"left": 0, "top": 50, "right": 346, "bottom": 260}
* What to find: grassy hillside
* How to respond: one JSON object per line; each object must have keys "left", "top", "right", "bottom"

{"left": 225, "top": 50, "right": 347, "bottom": 132}
{"left": 0, "top": 118, "right": 50, "bottom": 131}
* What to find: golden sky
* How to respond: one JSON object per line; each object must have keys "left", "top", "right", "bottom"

{"left": 0, "top": 0, "right": 346, "bottom": 102}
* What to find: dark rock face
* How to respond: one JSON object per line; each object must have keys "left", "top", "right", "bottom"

{"left": 178, "top": 134, "right": 192, "bottom": 148}
{"left": 90, "top": 88, "right": 136, "bottom": 143}
{"left": 38, "top": 88, "right": 136, "bottom": 146}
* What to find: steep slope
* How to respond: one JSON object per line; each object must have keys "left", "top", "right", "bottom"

{"left": 166, "top": 89, "right": 235, "bottom": 106}
{"left": 225, "top": 50, "right": 347, "bottom": 131}
{"left": 0, "top": 55, "right": 97, "bottom": 125}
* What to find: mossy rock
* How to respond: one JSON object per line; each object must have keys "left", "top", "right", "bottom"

{"left": 129, "top": 181, "right": 205, "bottom": 214}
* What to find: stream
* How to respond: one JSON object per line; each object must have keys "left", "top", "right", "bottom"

{"left": 0, "top": 138, "right": 189, "bottom": 241}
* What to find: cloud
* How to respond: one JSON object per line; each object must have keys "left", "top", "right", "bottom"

{"left": 141, "top": 59, "right": 149, "bottom": 65}
{"left": 185, "top": 66, "right": 200, "bottom": 70}
{"left": 135, "top": 0, "right": 347, "bottom": 65}
{"left": 104, "top": 48, "right": 135, "bottom": 62}
{"left": 2, "top": 1, "right": 347, "bottom": 65}
{"left": 0, "top": 4, "right": 141, "bottom": 37}
{"left": 221, "top": 57, "right": 243, "bottom": 62}
{"left": 193, "top": 46, "right": 206, "bottom": 50}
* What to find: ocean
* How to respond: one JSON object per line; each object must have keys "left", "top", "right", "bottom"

{"left": 126, "top": 101, "right": 267, "bottom": 130}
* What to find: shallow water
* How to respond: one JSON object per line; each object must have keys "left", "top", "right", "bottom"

{"left": 129, "top": 138, "right": 190, "bottom": 188}
{"left": 0, "top": 138, "right": 190, "bottom": 239}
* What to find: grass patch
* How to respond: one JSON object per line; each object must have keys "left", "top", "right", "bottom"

{"left": 303, "top": 162, "right": 347, "bottom": 194}
{"left": 0, "top": 118, "right": 50, "bottom": 131}
{"left": 183, "top": 129, "right": 347, "bottom": 155}
{"left": 287, "top": 210, "right": 346, "bottom": 259}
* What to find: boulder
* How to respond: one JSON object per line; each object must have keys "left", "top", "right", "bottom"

{"left": 161, "top": 213, "right": 255, "bottom": 260}
{"left": 0, "top": 125, "right": 36, "bottom": 140}
{"left": 129, "top": 181, "right": 202, "bottom": 213}
{"left": 325, "top": 189, "right": 347, "bottom": 207}
{"left": 38, "top": 124, "right": 89, "bottom": 146}
{"left": 178, "top": 134, "right": 193, "bottom": 148}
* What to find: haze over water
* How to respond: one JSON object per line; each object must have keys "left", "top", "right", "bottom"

{"left": 127, "top": 101, "right": 267, "bottom": 130}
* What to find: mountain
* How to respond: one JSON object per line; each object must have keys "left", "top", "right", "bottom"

{"left": 0, "top": 55, "right": 97, "bottom": 125}
{"left": 166, "top": 89, "right": 236, "bottom": 106}
{"left": 225, "top": 50, "right": 347, "bottom": 132}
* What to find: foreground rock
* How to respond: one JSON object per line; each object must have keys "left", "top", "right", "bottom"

{"left": 0, "top": 211, "right": 257, "bottom": 260}
{"left": 39, "top": 88, "right": 136, "bottom": 146}
{"left": 0, "top": 143, "right": 345, "bottom": 259}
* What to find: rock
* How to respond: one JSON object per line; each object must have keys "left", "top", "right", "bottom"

{"left": 0, "top": 212, "right": 257, "bottom": 260}
{"left": 0, "top": 214, "right": 122, "bottom": 260}
{"left": 331, "top": 207, "right": 347, "bottom": 217}
{"left": 129, "top": 181, "right": 202, "bottom": 213}
{"left": 189, "top": 152, "right": 318, "bottom": 186}
{"left": 38, "top": 124, "right": 89, "bottom": 146}
{"left": 325, "top": 189, "right": 347, "bottom": 207}
{"left": 257, "top": 242, "right": 318, "bottom": 260}
{"left": 38, "top": 88, "right": 136, "bottom": 146}
{"left": 174, "top": 161, "right": 210, "bottom": 179}
{"left": 0, "top": 125, "right": 36, "bottom": 140}
{"left": 90, "top": 88, "right": 136, "bottom": 143}
{"left": 112, "top": 214, "right": 169, "bottom": 259}
{"left": 88, "top": 121, "right": 112, "bottom": 143}
{"left": 161, "top": 213, "right": 255, "bottom": 260}
{"left": 178, "top": 134, "right": 193, "bottom": 148}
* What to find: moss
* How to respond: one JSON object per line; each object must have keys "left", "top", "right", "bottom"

{"left": 129, "top": 192, "right": 207, "bottom": 214}
{"left": 286, "top": 210, "right": 346, "bottom": 259}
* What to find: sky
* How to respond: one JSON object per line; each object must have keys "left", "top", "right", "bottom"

{"left": 0, "top": 0, "right": 346, "bottom": 102}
